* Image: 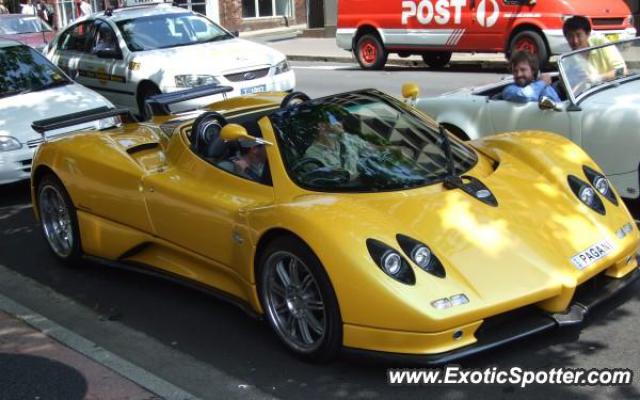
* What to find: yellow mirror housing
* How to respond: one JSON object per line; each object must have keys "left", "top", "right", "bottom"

{"left": 402, "top": 82, "right": 420, "bottom": 100}
{"left": 219, "top": 123, "right": 272, "bottom": 146}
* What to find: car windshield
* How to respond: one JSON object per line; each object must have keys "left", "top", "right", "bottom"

{"left": 0, "top": 45, "right": 71, "bottom": 99}
{"left": 0, "top": 16, "right": 52, "bottom": 34}
{"left": 559, "top": 37, "right": 640, "bottom": 100}
{"left": 116, "top": 12, "right": 233, "bottom": 51}
{"left": 270, "top": 91, "right": 478, "bottom": 192}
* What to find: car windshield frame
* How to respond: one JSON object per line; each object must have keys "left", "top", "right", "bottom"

{"left": 269, "top": 90, "right": 479, "bottom": 193}
{"left": 558, "top": 37, "right": 640, "bottom": 104}
{"left": 0, "top": 44, "right": 71, "bottom": 99}
{"left": 115, "top": 12, "right": 234, "bottom": 52}
{"left": 0, "top": 16, "right": 52, "bottom": 34}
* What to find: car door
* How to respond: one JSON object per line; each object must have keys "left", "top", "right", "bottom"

{"left": 83, "top": 20, "right": 132, "bottom": 107}
{"left": 486, "top": 98, "right": 575, "bottom": 141}
{"left": 142, "top": 138, "right": 275, "bottom": 277}
{"left": 50, "top": 21, "right": 93, "bottom": 82}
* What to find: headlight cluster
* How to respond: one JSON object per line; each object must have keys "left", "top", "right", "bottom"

{"left": 396, "top": 234, "right": 446, "bottom": 278}
{"left": 0, "top": 136, "right": 22, "bottom": 152}
{"left": 274, "top": 59, "right": 290, "bottom": 75}
{"left": 583, "top": 165, "right": 617, "bottom": 205}
{"left": 568, "top": 165, "right": 618, "bottom": 215}
{"left": 175, "top": 74, "right": 219, "bottom": 88}
{"left": 366, "top": 235, "right": 447, "bottom": 285}
{"left": 366, "top": 239, "right": 415, "bottom": 285}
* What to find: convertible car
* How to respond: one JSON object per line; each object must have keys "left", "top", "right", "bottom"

{"left": 31, "top": 85, "right": 639, "bottom": 363}
{"left": 414, "top": 38, "right": 640, "bottom": 215}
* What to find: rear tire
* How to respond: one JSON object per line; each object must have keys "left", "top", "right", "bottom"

{"left": 37, "top": 174, "right": 82, "bottom": 266}
{"left": 509, "top": 30, "right": 549, "bottom": 66}
{"left": 355, "top": 34, "right": 388, "bottom": 70}
{"left": 258, "top": 236, "right": 342, "bottom": 362}
{"left": 422, "top": 51, "right": 452, "bottom": 68}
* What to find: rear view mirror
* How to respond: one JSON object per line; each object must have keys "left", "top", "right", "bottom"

{"left": 220, "top": 123, "right": 272, "bottom": 145}
{"left": 401, "top": 82, "right": 420, "bottom": 106}
{"left": 539, "top": 96, "right": 561, "bottom": 111}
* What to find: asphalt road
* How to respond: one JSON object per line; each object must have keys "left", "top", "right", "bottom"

{"left": 1, "top": 63, "right": 639, "bottom": 399}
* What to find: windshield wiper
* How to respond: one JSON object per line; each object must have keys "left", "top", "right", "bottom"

{"left": 438, "top": 124, "right": 498, "bottom": 206}
{"left": 0, "top": 89, "right": 31, "bottom": 98}
{"left": 31, "top": 80, "right": 71, "bottom": 92}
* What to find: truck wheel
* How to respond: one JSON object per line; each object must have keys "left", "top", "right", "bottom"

{"left": 509, "top": 30, "right": 549, "bottom": 66}
{"left": 355, "top": 34, "right": 387, "bottom": 70}
{"left": 422, "top": 51, "right": 452, "bottom": 68}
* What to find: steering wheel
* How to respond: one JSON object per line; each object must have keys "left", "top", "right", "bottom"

{"left": 191, "top": 111, "right": 228, "bottom": 153}
{"left": 300, "top": 167, "right": 351, "bottom": 186}
{"left": 291, "top": 157, "right": 325, "bottom": 174}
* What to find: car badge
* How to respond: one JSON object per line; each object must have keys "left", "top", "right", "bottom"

{"left": 243, "top": 72, "right": 256, "bottom": 80}
{"left": 476, "top": 189, "right": 491, "bottom": 199}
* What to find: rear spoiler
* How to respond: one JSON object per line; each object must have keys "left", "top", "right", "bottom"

{"left": 31, "top": 107, "right": 134, "bottom": 135}
{"left": 145, "top": 84, "right": 234, "bottom": 116}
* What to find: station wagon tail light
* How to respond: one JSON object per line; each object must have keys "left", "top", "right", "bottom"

{"left": 0, "top": 136, "right": 22, "bottom": 152}
{"left": 175, "top": 74, "right": 219, "bottom": 88}
{"left": 274, "top": 59, "right": 290, "bottom": 75}
{"left": 397, "top": 235, "right": 446, "bottom": 278}
{"left": 583, "top": 165, "right": 618, "bottom": 205}
{"left": 568, "top": 175, "right": 606, "bottom": 215}
{"left": 366, "top": 239, "right": 415, "bottom": 285}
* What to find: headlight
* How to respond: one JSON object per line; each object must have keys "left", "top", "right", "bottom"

{"left": 174, "top": 74, "right": 219, "bottom": 88}
{"left": 396, "top": 235, "right": 446, "bottom": 278}
{"left": 274, "top": 59, "right": 290, "bottom": 75}
{"left": 366, "top": 239, "right": 415, "bottom": 285}
{"left": 579, "top": 186, "right": 596, "bottom": 205}
{"left": 626, "top": 15, "right": 634, "bottom": 27}
{"left": 0, "top": 136, "right": 22, "bottom": 152}
{"left": 381, "top": 251, "right": 402, "bottom": 275}
{"left": 568, "top": 175, "right": 606, "bottom": 215}
{"left": 583, "top": 165, "right": 618, "bottom": 205}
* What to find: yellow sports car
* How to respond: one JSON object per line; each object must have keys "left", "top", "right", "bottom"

{"left": 31, "top": 85, "right": 640, "bottom": 364}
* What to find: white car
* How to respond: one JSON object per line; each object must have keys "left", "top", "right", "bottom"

{"left": 413, "top": 37, "right": 640, "bottom": 212}
{"left": 44, "top": 1, "right": 296, "bottom": 117}
{"left": 0, "top": 39, "right": 114, "bottom": 185}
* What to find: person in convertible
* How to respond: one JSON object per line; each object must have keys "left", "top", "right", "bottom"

{"left": 501, "top": 51, "right": 561, "bottom": 103}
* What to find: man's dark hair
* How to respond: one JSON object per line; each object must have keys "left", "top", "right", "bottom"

{"left": 509, "top": 50, "right": 539, "bottom": 77}
{"left": 563, "top": 16, "right": 591, "bottom": 37}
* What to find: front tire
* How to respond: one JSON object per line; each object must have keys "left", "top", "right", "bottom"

{"left": 37, "top": 174, "right": 82, "bottom": 265}
{"left": 258, "top": 236, "right": 342, "bottom": 362}
{"left": 137, "top": 84, "right": 162, "bottom": 121}
{"left": 355, "top": 34, "right": 388, "bottom": 70}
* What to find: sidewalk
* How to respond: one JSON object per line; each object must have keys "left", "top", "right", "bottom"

{"left": 0, "top": 293, "right": 198, "bottom": 400}
{"left": 260, "top": 36, "right": 511, "bottom": 68}
{"left": 253, "top": 34, "right": 562, "bottom": 70}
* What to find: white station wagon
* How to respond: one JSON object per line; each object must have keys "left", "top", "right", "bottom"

{"left": 414, "top": 37, "right": 640, "bottom": 214}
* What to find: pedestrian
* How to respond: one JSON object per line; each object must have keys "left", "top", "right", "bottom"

{"left": 79, "top": 0, "right": 92, "bottom": 17}
{"left": 0, "top": 0, "right": 9, "bottom": 14}
{"left": 20, "top": 0, "right": 36, "bottom": 15}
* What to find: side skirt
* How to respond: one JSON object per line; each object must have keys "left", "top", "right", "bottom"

{"left": 84, "top": 255, "right": 263, "bottom": 321}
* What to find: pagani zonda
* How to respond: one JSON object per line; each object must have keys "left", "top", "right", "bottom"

{"left": 31, "top": 85, "right": 640, "bottom": 363}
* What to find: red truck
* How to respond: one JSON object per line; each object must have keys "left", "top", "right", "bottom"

{"left": 337, "top": 0, "right": 636, "bottom": 69}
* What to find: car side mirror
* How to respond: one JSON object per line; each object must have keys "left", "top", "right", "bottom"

{"left": 401, "top": 82, "right": 420, "bottom": 106}
{"left": 539, "top": 96, "right": 561, "bottom": 111}
{"left": 220, "top": 123, "right": 272, "bottom": 145}
{"left": 232, "top": 30, "right": 239, "bottom": 37}
{"left": 95, "top": 48, "right": 120, "bottom": 59}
